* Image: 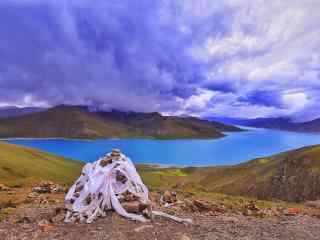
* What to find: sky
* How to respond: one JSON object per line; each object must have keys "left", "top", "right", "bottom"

{"left": 0, "top": 0, "right": 319, "bottom": 120}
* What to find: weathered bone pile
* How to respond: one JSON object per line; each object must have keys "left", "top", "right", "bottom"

{"left": 65, "top": 149, "right": 192, "bottom": 224}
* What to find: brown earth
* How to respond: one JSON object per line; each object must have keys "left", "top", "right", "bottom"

{"left": 1, "top": 202, "right": 320, "bottom": 240}
{"left": 1, "top": 185, "right": 320, "bottom": 240}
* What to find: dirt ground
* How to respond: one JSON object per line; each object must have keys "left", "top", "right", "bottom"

{"left": 1, "top": 201, "right": 320, "bottom": 240}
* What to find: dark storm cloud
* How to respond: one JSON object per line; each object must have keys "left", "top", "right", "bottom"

{"left": 238, "top": 90, "right": 285, "bottom": 108}
{"left": 0, "top": 0, "right": 319, "bottom": 119}
{"left": 0, "top": 0, "right": 202, "bottom": 111}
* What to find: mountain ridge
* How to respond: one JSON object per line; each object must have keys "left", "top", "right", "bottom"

{"left": 0, "top": 105, "right": 242, "bottom": 139}
{"left": 0, "top": 106, "right": 46, "bottom": 119}
{"left": 208, "top": 116, "right": 320, "bottom": 132}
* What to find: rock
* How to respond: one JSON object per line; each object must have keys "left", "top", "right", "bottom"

{"left": 121, "top": 191, "right": 139, "bottom": 202}
{"left": 122, "top": 201, "right": 149, "bottom": 214}
{"left": 179, "top": 234, "right": 191, "bottom": 240}
{"left": 38, "top": 220, "right": 56, "bottom": 232}
{"left": 116, "top": 171, "right": 127, "bottom": 183}
{"left": 32, "top": 181, "right": 65, "bottom": 194}
{"left": 33, "top": 186, "right": 50, "bottom": 194}
{"left": 112, "top": 149, "right": 121, "bottom": 154}
{"left": 100, "top": 157, "right": 113, "bottom": 167}
{"left": 258, "top": 208, "right": 274, "bottom": 217}
{"left": 51, "top": 214, "right": 65, "bottom": 223}
{"left": 52, "top": 185, "right": 65, "bottom": 193}
{"left": 182, "top": 199, "right": 225, "bottom": 214}
{"left": 245, "top": 201, "right": 260, "bottom": 211}
{"left": 162, "top": 191, "right": 177, "bottom": 204}
{"left": 134, "top": 225, "right": 153, "bottom": 233}
{"left": 54, "top": 207, "right": 67, "bottom": 215}
{"left": 27, "top": 192, "right": 40, "bottom": 198}
{"left": 284, "top": 207, "right": 301, "bottom": 216}
{"left": 75, "top": 185, "right": 84, "bottom": 193}
{"left": 192, "top": 200, "right": 212, "bottom": 211}
{"left": 0, "top": 183, "right": 11, "bottom": 192}
{"left": 243, "top": 209, "right": 253, "bottom": 216}
{"left": 305, "top": 200, "right": 320, "bottom": 209}
{"left": 111, "top": 149, "right": 121, "bottom": 157}
{"left": 15, "top": 216, "right": 32, "bottom": 224}
{"left": 39, "top": 197, "right": 50, "bottom": 205}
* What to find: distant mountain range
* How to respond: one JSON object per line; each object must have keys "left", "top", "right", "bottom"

{"left": 0, "top": 105, "right": 242, "bottom": 139}
{"left": 209, "top": 116, "right": 320, "bottom": 132}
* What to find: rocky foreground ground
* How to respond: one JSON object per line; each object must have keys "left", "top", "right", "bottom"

{"left": 1, "top": 182, "right": 320, "bottom": 240}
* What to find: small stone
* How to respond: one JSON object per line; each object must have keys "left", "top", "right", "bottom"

{"left": 51, "top": 214, "right": 65, "bottom": 223}
{"left": 284, "top": 207, "right": 300, "bottom": 216}
{"left": 243, "top": 209, "right": 253, "bottom": 216}
{"left": 245, "top": 201, "right": 260, "bottom": 211}
{"left": 73, "top": 192, "right": 80, "bottom": 198}
{"left": 39, "top": 197, "right": 49, "bottom": 204}
{"left": 0, "top": 183, "right": 11, "bottom": 192}
{"left": 27, "top": 192, "right": 40, "bottom": 198}
{"left": 85, "top": 194, "right": 92, "bottom": 205}
{"left": 111, "top": 149, "right": 121, "bottom": 157}
{"left": 52, "top": 185, "right": 65, "bottom": 193}
{"left": 180, "top": 234, "right": 191, "bottom": 240}
{"left": 75, "top": 185, "right": 84, "bottom": 193}
{"left": 192, "top": 199, "right": 211, "bottom": 211}
{"left": 116, "top": 171, "right": 127, "bottom": 183}
{"left": 100, "top": 157, "right": 113, "bottom": 167}
{"left": 122, "top": 191, "right": 139, "bottom": 202}
{"left": 31, "top": 181, "right": 64, "bottom": 194}
{"left": 15, "top": 216, "right": 32, "bottom": 224}
{"left": 162, "top": 191, "right": 177, "bottom": 204}
{"left": 122, "top": 201, "right": 148, "bottom": 213}
{"left": 305, "top": 200, "right": 320, "bottom": 209}
{"left": 112, "top": 149, "right": 121, "bottom": 154}
{"left": 38, "top": 221, "right": 56, "bottom": 232}
{"left": 134, "top": 225, "right": 153, "bottom": 233}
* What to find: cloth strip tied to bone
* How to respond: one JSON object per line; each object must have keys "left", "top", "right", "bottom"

{"left": 65, "top": 149, "right": 192, "bottom": 224}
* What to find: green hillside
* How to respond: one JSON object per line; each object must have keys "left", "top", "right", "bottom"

{"left": 0, "top": 142, "right": 82, "bottom": 186}
{"left": 2, "top": 141, "right": 319, "bottom": 203}
{"left": 138, "top": 145, "right": 320, "bottom": 202}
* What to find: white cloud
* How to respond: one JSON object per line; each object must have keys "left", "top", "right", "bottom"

{"left": 188, "top": 0, "right": 320, "bottom": 119}
{"left": 282, "top": 92, "right": 310, "bottom": 112}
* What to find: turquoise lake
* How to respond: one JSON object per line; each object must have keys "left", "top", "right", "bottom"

{"left": 6, "top": 128, "right": 320, "bottom": 166}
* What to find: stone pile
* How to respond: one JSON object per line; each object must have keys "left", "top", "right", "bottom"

{"left": 65, "top": 149, "right": 192, "bottom": 224}
{"left": 161, "top": 190, "right": 178, "bottom": 204}
{"left": 32, "top": 181, "right": 65, "bottom": 194}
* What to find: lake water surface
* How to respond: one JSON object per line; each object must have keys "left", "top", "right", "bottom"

{"left": 6, "top": 128, "right": 320, "bottom": 166}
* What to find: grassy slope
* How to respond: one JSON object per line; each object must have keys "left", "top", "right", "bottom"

{"left": 2, "top": 140, "right": 319, "bottom": 202}
{"left": 0, "top": 142, "right": 82, "bottom": 186}
{"left": 2, "top": 143, "right": 320, "bottom": 221}
{"left": 138, "top": 145, "right": 320, "bottom": 202}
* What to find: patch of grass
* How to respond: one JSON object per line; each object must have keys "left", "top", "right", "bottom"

{"left": 138, "top": 145, "right": 320, "bottom": 202}
{"left": 0, "top": 141, "right": 83, "bottom": 187}
{"left": 153, "top": 169, "right": 188, "bottom": 177}
{"left": 0, "top": 207, "right": 15, "bottom": 221}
